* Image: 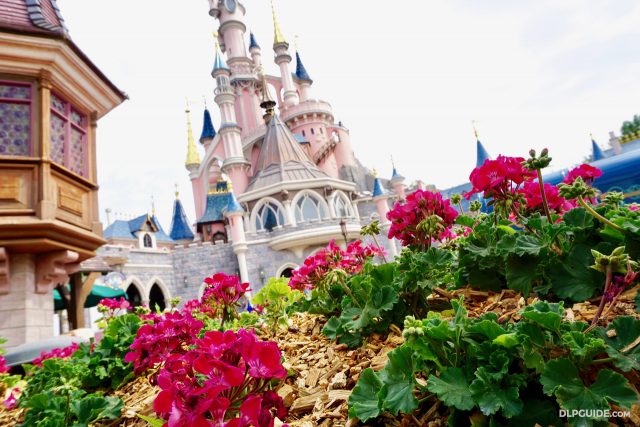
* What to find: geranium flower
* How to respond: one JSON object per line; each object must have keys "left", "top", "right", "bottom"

{"left": 563, "top": 164, "right": 603, "bottom": 185}
{"left": 31, "top": 342, "right": 80, "bottom": 366}
{"left": 387, "top": 189, "right": 459, "bottom": 248}
{"left": 98, "top": 297, "right": 130, "bottom": 311}
{"left": 518, "top": 181, "right": 567, "bottom": 213}
{"left": 0, "top": 355, "right": 8, "bottom": 374}
{"left": 465, "top": 155, "right": 536, "bottom": 200}
{"left": 288, "top": 240, "right": 383, "bottom": 291}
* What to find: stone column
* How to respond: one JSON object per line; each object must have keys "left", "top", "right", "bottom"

{"left": 0, "top": 253, "right": 54, "bottom": 348}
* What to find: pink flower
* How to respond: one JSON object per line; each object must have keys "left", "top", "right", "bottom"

{"left": 98, "top": 297, "right": 130, "bottom": 311}
{"left": 203, "top": 273, "right": 251, "bottom": 306}
{"left": 563, "top": 164, "right": 603, "bottom": 184}
{"left": 288, "top": 240, "right": 384, "bottom": 291}
{"left": 0, "top": 355, "right": 8, "bottom": 374}
{"left": 2, "top": 387, "right": 20, "bottom": 410}
{"left": 465, "top": 155, "right": 536, "bottom": 200}
{"left": 518, "top": 181, "right": 567, "bottom": 213}
{"left": 387, "top": 189, "right": 459, "bottom": 247}
{"left": 152, "top": 329, "right": 287, "bottom": 426}
{"left": 31, "top": 342, "right": 80, "bottom": 366}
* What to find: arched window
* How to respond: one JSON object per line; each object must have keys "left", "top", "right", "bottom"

{"left": 143, "top": 233, "right": 153, "bottom": 248}
{"left": 149, "top": 283, "right": 166, "bottom": 312}
{"left": 254, "top": 201, "right": 285, "bottom": 232}
{"left": 280, "top": 268, "right": 294, "bottom": 278}
{"left": 295, "top": 193, "right": 327, "bottom": 222}
{"left": 125, "top": 285, "right": 142, "bottom": 307}
{"left": 212, "top": 232, "right": 227, "bottom": 244}
{"left": 332, "top": 191, "right": 354, "bottom": 218}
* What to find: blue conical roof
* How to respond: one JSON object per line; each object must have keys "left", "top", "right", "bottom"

{"left": 476, "top": 140, "right": 492, "bottom": 167}
{"left": 224, "top": 191, "right": 244, "bottom": 215}
{"left": 200, "top": 108, "right": 216, "bottom": 142}
{"left": 372, "top": 177, "right": 386, "bottom": 197}
{"left": 249, "top": 32, "right": 260, "bottom": 50}
{"left": 391, "top": 166, "right": 404, "bottom": 182}
{"left": 213, "top": 46, "right": 228, "bottom": 72}
{"left": 295, "top": 51, "right": 312, "bottom": 82}
{"left": 169, "top": 198, "right": 194, "bottom": 241}
{"left": 592, "top": 138, "right": 607, "bottom": 161}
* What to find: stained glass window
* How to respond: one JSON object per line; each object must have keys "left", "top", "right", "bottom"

{"left": 0, "top": 81, "right": 31, "bottom": 157}
{"left": 49, "top": 92, "right": 87, "bottom": 177}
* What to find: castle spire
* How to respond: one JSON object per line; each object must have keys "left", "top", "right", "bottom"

{"left": 185, "top": 101, "right": 201, "bottom": 168}
{"left": 259, "top": 66, "right": 276, "bottom": 122}
{"left": 249, "top": 31, "right": 260, "bottom": 50}
{"left": 212, "top": 32, "right": 228, "bottom": 72}
{"left": 473, "top": 121, "right": 491, "bottom": 167}
{"left": 591, "top": 134, "right": 607, "bottom": 161}
{"left": 169, "top": 185, "right": 195, "bottom": 242}
{"left": 270, "top": 0, "right": 287, "bottom": 46}
{"left": 200, "top": 104, "right": 216, "bottom": 144}
{"left": 294, "top": 50, "right": 312, "bottom": 82}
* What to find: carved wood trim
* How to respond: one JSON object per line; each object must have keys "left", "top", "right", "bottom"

{"left": 0, "top": 248, "right": 9, "bottom": 295}
{"left": 35, "top": 249, "right": 79, "bottom": 294}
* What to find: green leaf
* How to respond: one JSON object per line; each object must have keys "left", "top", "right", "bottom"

{"left": 505, "top": 255, "right": 538, "bottom": 296}
{"left": 493, "top": 333, "right": 519, "bottom": 348}
{"left": 563, "top": 208, "right": 595, "bottom": 229}
{"left": 600, "top": 316, "right": 640, "bottom": 372}
{"left": 541, "top": 359, "right": 638, "bottom": 413}
{"left": 466, "top": 319, "right": 506, "bottom": 340}
{"left": 521, "top": 301, "right": 564, "bottom": 331}
{"left": 455, "top": 215, "right": 476, "bottom": 228}
{"left": 561, "top": 331, "right": 606, "bottom": 363}
{"left": 379, "top": 346, "right": 418, "bottom": 415}
{"left": 469, "top": 369, "right": 523, "bottom": 417}
{"left": 348, "top": 368, "right": 383, "bottom": 422}
{"left": 547, "top": 244, "right": 602, "bottom": 301}
{"left": 137, "top": 414, "right": 166, "bottom": 427}
{"left": 71, "top": 395, "right": 123, "bottom": 425}
{"left": 321, "top": 317, "right": 342, "bottom": 340}
{"left": 427, "top": 367, "right": 475, "bottom": 411}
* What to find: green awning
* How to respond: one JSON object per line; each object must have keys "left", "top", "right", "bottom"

{"left": 53, "top": 284, "right": 127, "bottom": 311}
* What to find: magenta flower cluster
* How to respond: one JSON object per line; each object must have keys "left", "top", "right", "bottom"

{"left": 387, "top": 189, "right": 459, "bottom": 247}
{"left": 202, "top": 273, "right": 251, "bottom": 308}
{"left": 288, "top": 240, "right": 385, "bottom": 291}
{"left": 153, "top": 329, "right": 288, "bottom": 427}
{"left": 31, "top": 342, "right": 80, "bottom": 367}
{"left": 124, "top": 311, "right": 204, "bottom": 375}
{"left": 98, "top": 297, "right": 131, "bottom": 311}
{"left": 464, "top": 155, "right": 536, "bottom": 200}
{"left": 0, "top": 354, "right": 8, "bottom": 373}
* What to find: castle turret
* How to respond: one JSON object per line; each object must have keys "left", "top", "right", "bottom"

{"left": 271, "top": 0, "right": 299, "bottom": 108}
{"left": 249, "top": 31, "right": 262, "bottom": 68}
{"left": 200, "top": 105, "right": 216, "bottom": 148}
{"left": 294, "top": 50, "right": 312, "bottom": 102}
{"left": 390, "top": 159, "right": 406, "bottom": 200}
{"left": 591, "top": 135, "right": 607, "bottom": 161}
{"left": 169, "top": 188, "right": 195, "bottom": 243}
{"left": 224, "top": 190, "right": 249, "bottom": 284}
{"left": 212, "top": 39, "right": 250, "bottom": 193}
{"left": 372, "top": 171, "right": 397, "bottom": 257}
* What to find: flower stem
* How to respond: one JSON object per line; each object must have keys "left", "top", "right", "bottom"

{"left": 578, "top": 196, "right": 626, "bottom": 233}
{"left": 371, "top": 234, "right": 388, "bottom": 263}
{"left": 457, "top": 202, "right": 465, "bottom": 215}
{"left": 536, "top": 169, "right": 553, "bottom": 223}
{"left": 590, "top": 265, "right": 612, "bottom": 328}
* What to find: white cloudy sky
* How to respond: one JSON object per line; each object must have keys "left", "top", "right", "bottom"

{"left": 59, "top": 0, "right": 640, "bottom": 230}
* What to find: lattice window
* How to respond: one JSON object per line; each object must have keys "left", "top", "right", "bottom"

{"left": 255, "top": 201, "right": 285, "bottom": 232}
{"left": 0, "top": 81, "right": 32, "bottom": 157}
{"left": 295, "top": 193, "right": 327, "bottom": 222}
{"left": 49, "top": 93, "right": 88, "bottom": 177}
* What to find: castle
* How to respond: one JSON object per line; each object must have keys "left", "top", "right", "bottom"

{"left": 98, "top": 1, "right": 640, "bottom": 310}
{"left": 98, "top": 0, "right": 403, "bottom": 308}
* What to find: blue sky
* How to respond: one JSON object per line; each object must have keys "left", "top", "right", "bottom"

{"left": 59, "top": 0, "right": 640, "bottom": 229}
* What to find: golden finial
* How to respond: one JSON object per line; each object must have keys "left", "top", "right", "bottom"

{"left": 151, "top": 195, "right": 156, "bottom": 216}
{"left": 258, "top": 65, "right": 276, "bottom": 120}
{"left": 175, "top": 183, "right": 179, "bottom": 199}
{"left": 203, "top": 95, "right": 207, "bottom": 109}
{"left": 185, "top": 99, "right": 201, "bottom": 167}
{"left": 472, "top": 120, "right": 479, "bottom": 140}
{"left": 372, "top": 168, "right": 378, "bottom": 178}
{"left": 270, "top": 0, "right": 287, "bottom": 45}
{"left": 590, "top": 132, "right": 594, "bottom": 140}
{"left": 294, "top": 34, "right": 299, "bottom": 51}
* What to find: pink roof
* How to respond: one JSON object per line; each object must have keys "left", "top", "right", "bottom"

{"left": 0, "top": 0, "right": 66, "bottom": 35}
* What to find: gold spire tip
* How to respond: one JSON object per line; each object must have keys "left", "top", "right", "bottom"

{"left": 472, "top": 120, "right": 479, "bottom": 139}
{"left": 271, "top": 0, "right": 287, "bottom": 45}
{"left": 175, "top": 183, "right": 179, "bottom": 199}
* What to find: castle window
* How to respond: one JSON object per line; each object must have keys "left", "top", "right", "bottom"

{"left": 320, "top": 127, "right": 324, "bottom": 134}
{"left": 333, "top": 191, "right": 354, "bottom": 218}
{"left": 255, "top": 201, "right": 284, "bottom": 232}
{"left": 295, "top": 193, "right": 327, "bottom": 222}
{"left": 50, "top": 92, "right": 88, "bottom": 176}
{"left": 0, "top": 81, "right": 32, "bottom": 157}
{"left": 302, "top": 130, "right": 305, "bottom": 137}
{"left": 143, "top": 233, "right": 153, "bottom": 248}
{"left": 212, "top": 231, "right": 227, "bottom": 244}
{"left": 310, "top": 128, "right": 315, "bottom": 135}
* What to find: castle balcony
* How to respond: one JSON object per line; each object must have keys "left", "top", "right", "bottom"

{"left": 249, "top": 217, "right": 362, "bottom": 257}
{"left": 280, "top": 99, "right": 334, "bottom": 126}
